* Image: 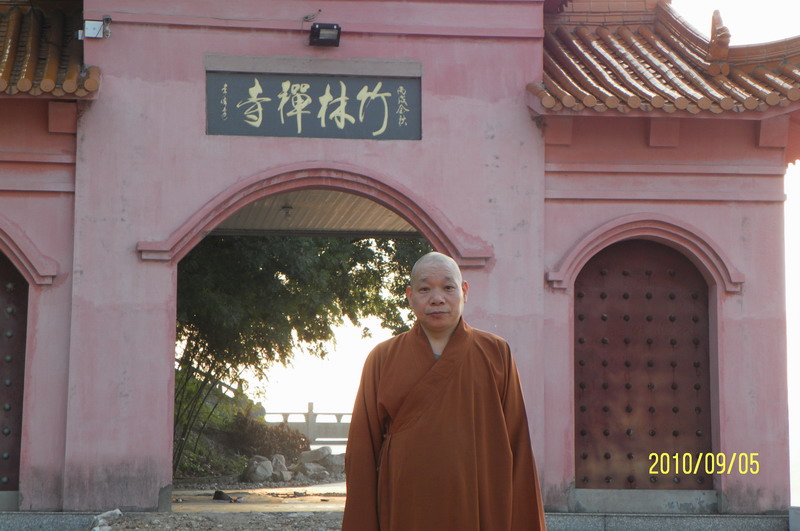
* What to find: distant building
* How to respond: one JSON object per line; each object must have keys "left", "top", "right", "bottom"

{"left": 0, "top": 0, "right": 796, "bottom": 518}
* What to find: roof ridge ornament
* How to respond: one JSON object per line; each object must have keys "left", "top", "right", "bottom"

{"left": 707, "top": 10, "right": 730, "bottom": 65}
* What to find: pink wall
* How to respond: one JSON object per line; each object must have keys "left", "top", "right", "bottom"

{"left": 542, "top": 115, "right": 790, "bottom": 512}
{"left": 0, "top": 100, "right": 75, "bottom": 510}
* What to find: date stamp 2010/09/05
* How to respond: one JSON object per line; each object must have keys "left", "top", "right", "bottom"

{"left": 648, "top": 452, "right": 760, "bottom": 475}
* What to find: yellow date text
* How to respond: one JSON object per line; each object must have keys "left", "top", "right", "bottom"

{"left": 647, "top": 452, "right": 759, "bottom": 475}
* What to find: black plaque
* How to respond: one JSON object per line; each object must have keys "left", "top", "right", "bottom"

{"left": 207, "top": 72, "right": 421, "bottom": 140}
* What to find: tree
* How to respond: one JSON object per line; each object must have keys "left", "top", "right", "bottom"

{"left": 173, "top": 235, "right": 431, "bottom": 471}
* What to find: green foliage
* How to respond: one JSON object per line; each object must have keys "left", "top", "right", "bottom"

{"left": 224, "top": 413, "right": 310, "bottom": 464}
{"left": 172, "top": 367, "right": 254, "bottom": 474}
{"left": 173, "top": 235, "right": 431, "bottom": 472}
{"left": 176, "top": 236, "right": 430, "bottom": 382}
{"left": 175, "top": 432, "right": 248, "bottom": 478}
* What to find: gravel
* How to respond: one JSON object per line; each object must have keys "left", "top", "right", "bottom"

{"left": 104, "top": 511, "right": 343, "bottom": 530}
{"left": 95, "top": 476, "right": 346, "bottom": 530}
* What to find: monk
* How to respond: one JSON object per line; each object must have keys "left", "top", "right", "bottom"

{"left": 343, "top": 252, "right": 546, "bottom": 531}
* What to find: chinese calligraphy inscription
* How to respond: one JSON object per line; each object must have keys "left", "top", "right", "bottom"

{"left": 207, "top": 72, "right": 421, "bottom": 140}
{"left": 220, "top": 83, "right": 228, "bottom": 121}
{"left": 236, "top": 79, "right": 272, "bottom": 128}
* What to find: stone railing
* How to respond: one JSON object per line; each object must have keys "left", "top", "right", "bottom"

{"left": 265, "top": 402, "right": 351, "bottom": 446}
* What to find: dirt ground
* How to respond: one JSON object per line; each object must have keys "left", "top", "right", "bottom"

{"left": 94, "top": 480, "right": 346, "bottom": 530}
{"left": 103, "top": 511, "right": 343, "bottom": 530}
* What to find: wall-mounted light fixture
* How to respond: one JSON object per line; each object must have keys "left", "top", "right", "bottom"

{"left": 309, "top": 23, "right": 341, "bottom": 47}
{"left": 78, "top": 16, "right": 112, "bottom": 40}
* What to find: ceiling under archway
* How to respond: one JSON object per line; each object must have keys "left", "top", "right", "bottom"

{"left": 213, "top": 189, "right": 418, "bottom": 238}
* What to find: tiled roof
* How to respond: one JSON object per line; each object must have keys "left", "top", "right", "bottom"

{"left": 530, "top": 2, "right": 800, "bottom": 116}
{"left": 0, "top": 5, "right": 99, "bottom": 98}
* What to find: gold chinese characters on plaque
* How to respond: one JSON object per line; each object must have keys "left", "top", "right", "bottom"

{"left": 206, "top": 72, "right": 421, "bottom": 140}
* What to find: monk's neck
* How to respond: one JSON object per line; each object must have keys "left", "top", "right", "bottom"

{"left": 421, "top": 326, "right": 457, "bottom": 357}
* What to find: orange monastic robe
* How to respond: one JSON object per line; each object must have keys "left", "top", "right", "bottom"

{"left": 343, "top": 319, "right": 546, "bottom": 531}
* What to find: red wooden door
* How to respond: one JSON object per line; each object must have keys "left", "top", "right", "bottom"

{"left": 574, "top": 240, "right": 712, "bottom": 490}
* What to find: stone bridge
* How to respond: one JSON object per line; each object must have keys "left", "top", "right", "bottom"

{"left": 265, "top": 402, "right": 351, "bottom": 447}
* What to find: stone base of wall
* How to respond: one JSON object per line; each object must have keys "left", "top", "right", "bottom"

{"left": 547, "top": 513, "right": 789, "bottom": 531}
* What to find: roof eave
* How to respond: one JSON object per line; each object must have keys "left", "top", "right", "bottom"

{"left": 527, "top": 88, "right": 800, "bottom": 121}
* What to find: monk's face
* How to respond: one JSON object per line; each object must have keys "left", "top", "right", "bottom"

{"left": 406, "top": 260, "right": 469, "bottom": 336}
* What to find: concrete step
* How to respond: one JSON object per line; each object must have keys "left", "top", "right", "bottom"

{"left": 0, "top": 512, "right": 94, "bottom": 531}
{"left": 0, "top": 510, "right": 792, "bottom": 531}
{"left": 545, "top": 512, "right": 789, "bottom": 531}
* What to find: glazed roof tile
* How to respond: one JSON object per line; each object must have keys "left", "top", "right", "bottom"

{"left": 0, "top": 5, "right": 99, "bottom": 98}
{"left": 531, "top": 2, "right": 800, "bottom": 116}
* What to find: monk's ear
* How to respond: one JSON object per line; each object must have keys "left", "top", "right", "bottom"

{"left": 405, "top": 285, "right": 413, "bottom": 304}
{"left": 461, "top": 281, "right": 469, "bottom": 303}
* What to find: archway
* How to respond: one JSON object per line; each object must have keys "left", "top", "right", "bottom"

{"left": 547, "top": 213, "right": 746, "bottom": 507}
{"left": 155, "top": 165, "right": 491, "bottom": 496}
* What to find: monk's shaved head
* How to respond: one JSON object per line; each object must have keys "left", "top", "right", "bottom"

{"left": 409, "top": 252, "right": 462, "bottom": 287}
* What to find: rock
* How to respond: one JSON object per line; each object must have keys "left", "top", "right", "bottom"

{"left": 293, "top": 472, "right": 309, "bottom": 483}
{"left": 299, "top": 446, "right": 332, "bottom": 463}
{"left": 320, "top": 453, "right": 345, "bottom": 474}
{"left": 297, "top": 462, "right": 329, "bottom": 480}
{"left": 270, "top": 457, "right": 289, "bottom": 481}
{"left": 89, "top": 508, "right": 122, "bottom": 529}
{"left": 273, "top": 469, "right": 293, "bottom": 482}
{"left": 241, "top": 455, "right": 273, "bottom": 482}
{"left": 272, "top": 454, "right": 288, "bottom": 471}
{"left": 213, "top": 490, "right": 232, "bottom": 501}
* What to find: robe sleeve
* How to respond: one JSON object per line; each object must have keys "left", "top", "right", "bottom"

{"left": 342, "top": 347, "right": 384, "bottom": 531}
{"left": 503, "top": 348, "right": 547, "bottom": 531}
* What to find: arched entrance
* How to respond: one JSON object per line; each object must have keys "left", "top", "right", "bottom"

{"left": 573, "top": 239, "right": 713, "bottom": 490}
{"left": 153, "top": 166, "right": 492, "bottom": 487}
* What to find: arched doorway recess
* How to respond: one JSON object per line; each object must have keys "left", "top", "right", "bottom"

{"left": 153, "top": 164, "right": 493, "bottom": 483}
{"left": 547, "top": 213, "right": 748, "bottom": 498}
{"left": 573, "top": 239, "right": 712, "bottom": 490}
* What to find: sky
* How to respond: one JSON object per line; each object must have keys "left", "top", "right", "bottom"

{"left": 252, "top": 0, "right": 800, "bottom": 504}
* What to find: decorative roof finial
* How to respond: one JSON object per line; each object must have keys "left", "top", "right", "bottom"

{"left": 707, "top": 9, "right": 731, "bottom": 63}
